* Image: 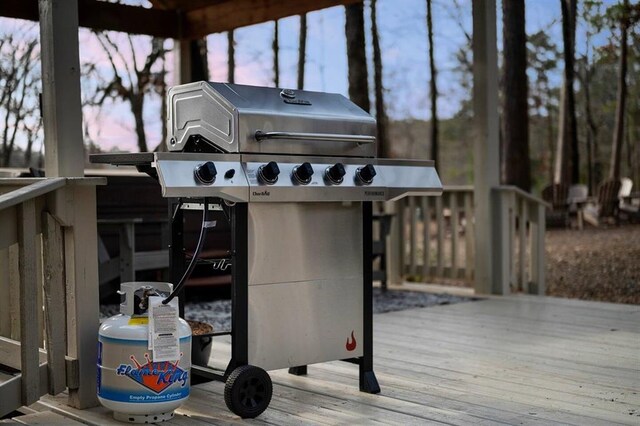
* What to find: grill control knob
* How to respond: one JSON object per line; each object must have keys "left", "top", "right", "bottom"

{"left": 325, "top": 163, "right": 346, "bottom": 184}
{"left": 194, "top": 161, "right": 217, "bottom": 184}
{"left": 356, "top": 164, "right": 377, "bottom": 185}
{"left": 292, "top": 162, "right": 314, "bottom": 184}
{"left": 258, "top": 161, "right": 280, "bottom": 184}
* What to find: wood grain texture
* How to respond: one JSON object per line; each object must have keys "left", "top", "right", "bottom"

{"left": 29, "top": 296, "right": 640, "bottom": 425}
{"left": 42, "top": 212, "right": 67, "bottom": 395}
{"left": 18, "top": 199, "right": 40, "bottom": 406}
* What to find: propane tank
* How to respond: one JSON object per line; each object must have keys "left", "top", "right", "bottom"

{"left": 98, "top": 282, "right": 192, "bottom": 423}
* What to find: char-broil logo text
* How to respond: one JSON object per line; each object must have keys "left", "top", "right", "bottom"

{"left": 116, "top": 353, "right": 188, "bottom": 394}
{"left": 365, "top": 191, "right": 385, "bottom": 197}
{"left": 252, "top": 190, "right": 270, "bottom": 197}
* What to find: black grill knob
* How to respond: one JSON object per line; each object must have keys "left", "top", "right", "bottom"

{"left": 356, "top": 164, "right": 377, "bottom": 184}
{"left": 258, "top": 161, "right": 280, "bottom": 184}
{"left": 292, "top": 162, "right": 314, "bottom": 184}
{"left": 224, "top": 169, "right": 236, "bottom": 179}
{"left": 194, "top": 161, "right": 217, "bottom": 184}
{"left": 325, "top": 163, "right": 346, "bottom": 184}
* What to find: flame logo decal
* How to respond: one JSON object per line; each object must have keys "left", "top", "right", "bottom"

{"left": 346, "top": 330, "right": 357, "bottom": 351}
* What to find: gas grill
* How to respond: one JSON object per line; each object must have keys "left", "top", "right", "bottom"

{"left": 91, "top": 81, "right": 442, "bottom": 418}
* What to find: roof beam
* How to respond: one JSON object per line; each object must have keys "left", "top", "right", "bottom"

{"left": 0, "top": 0, "right": 179, "bottom": 38}
{"left": 183, "top": 0, "right": 361, "bottom": 39}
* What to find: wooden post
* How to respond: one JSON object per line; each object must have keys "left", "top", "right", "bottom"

{"left": 55, "top": 185, "right": 100, "bottom": 409}
{"left": 531, "top": 204, "right": 546, "bottom": 295}
{"left": 472, "top": 0, "right": 501, "bottom": 294}
{"left": 435, "top": 195, "right": 444, "bottom": 278}
{"left": 491, "top": 189, "right": 511, "bottom": 295}
{"left": 409, "top": 197, "right": 417, "bottom": 277}
{"left": 463, "top": 192, "right": 474, "bottom": 281}
{"left": 38, "top": 0, "right": 84, "bottom": 178}
{"left": 451, "top": 193, "right": 459, "bottom": 279}
{"left": 421, "top": 197, "right": 430, "bottom": 281}
{"left": 18, "top": 199, "right": 39, "bottom": 405}
{"left": 42, "top": 212, "right": 67, "bottom": 395}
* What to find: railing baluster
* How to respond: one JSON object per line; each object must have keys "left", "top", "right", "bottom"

{"left": 451, "top": 192, "right": 459, "bottom": 279}
{"left": 9, "top": 244, "right": 20, "bottom": 340}
{"left": 436, "top": 194, "right": 444, "bottom": 278}
{"left": 409, "top": 197, "right": 417, "bottom": 277}
{"left": 397, "top": 198, "right": 406, "bottom": 278}
{"left": 464, "top": 192, "right": 474, "bottom": 280}
{"left": 509, "top": 193, "right": 517, "bottom": 290}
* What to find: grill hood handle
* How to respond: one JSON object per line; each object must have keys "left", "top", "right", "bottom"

{"left": 255, "top": 130, "right": 375, "bottom": 144}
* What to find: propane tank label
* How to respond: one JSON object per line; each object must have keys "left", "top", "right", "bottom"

{"left": 149, "top": 296, "right": 180, "bottom": 362}
{"left": 98, "top": 335, "right": 191, "bottom": 404}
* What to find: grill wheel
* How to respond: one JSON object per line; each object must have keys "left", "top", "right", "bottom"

{"left": 224, "top": 365, "right": 273, "bottom": 418}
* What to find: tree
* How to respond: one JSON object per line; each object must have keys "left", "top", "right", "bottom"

{"left": 555, "top": 0, "right": 579, "bottom": 185}
{"left": 502, "top": 0, "right": 531, "bottom": 190}
{"left": 345, "top": 3, "right": 370, "bottom": 112}
{"left": 608, "top": 0, "right": 636, "bottom": 180}
{"left": 0, "top": 26, "right": 41, "bottom": 167}
{"left": 297, "top": 14, "right": 307, "bottom": 90}
{"left": 371, "top": 0, "right": 389, "bottom": 158}
{"left": 91, "top": 33, "right": 169, "bottom": 152}
{"left": 426, "top": 0, "right": 438, "bottom": 165}
{"left": 528, "top": 30, "right": 560, "bottom": 186}
{"left": 228, "top": 30, "right": 235, "bottom": 84}
{"left": 273, "top": 20, "right": 280, "bottom": 87}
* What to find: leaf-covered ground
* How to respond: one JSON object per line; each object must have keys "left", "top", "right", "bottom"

{"left": 545, "top": 224, "right": 640, "bottom": 304}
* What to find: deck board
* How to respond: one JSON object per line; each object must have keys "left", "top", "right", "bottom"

{"left": 31, "top": 296, "right": 640, "bottom": 425}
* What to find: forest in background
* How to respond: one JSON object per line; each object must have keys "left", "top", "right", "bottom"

{"left": 0, "top": 0, "right": 638, "bottom": 195}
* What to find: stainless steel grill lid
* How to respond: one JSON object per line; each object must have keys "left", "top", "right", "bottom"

{"left": 167, "top": 82, "right": 377, "bottom": 157}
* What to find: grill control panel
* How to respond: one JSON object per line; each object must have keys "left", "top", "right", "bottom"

{"left": 155, "top": 153, "right": 441, "bottom": 202}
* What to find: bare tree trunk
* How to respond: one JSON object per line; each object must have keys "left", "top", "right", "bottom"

{"left": 554, "top": 0, "right": 578, "bottom": 185}
{"left": 426, "top": 0, "right": 438, "bottom": 165}
{"left": 501, "top": 0, "right": 530, "bottom": 190}
{"left": 297, "top": 14, "right": 307, "bottom": 90}
{"left": 371, "top": 0, "right": 389, "bottom": 158}
{"left": 131, "top": 95, "right": 148, "bottom": 152}
{"left": 345, "top": 3, "right": 370, "bottom": 112}
{"left": 273, "top": 20, "right": 279, "bottom": 87}
{"left": 609, "top": 0, "right": 629, "bottom": 181}
{"left": 228, "top": 30, "right": 235, "bottom": 84}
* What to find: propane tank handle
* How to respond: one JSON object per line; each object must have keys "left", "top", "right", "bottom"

{"left": 119, "top": 282, "right": 174, "bottom": 316}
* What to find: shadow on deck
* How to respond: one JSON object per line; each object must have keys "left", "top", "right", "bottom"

{"left": 23, "top": 295, "right": 640, "bottom": 425}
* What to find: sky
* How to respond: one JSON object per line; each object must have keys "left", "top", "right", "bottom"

{"left": 0, "top": 0, "right": 620, "bottom": 153}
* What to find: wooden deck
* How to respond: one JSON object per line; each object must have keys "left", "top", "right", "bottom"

{"left": 14, "top": 295, "right": 640, "bottom": 425}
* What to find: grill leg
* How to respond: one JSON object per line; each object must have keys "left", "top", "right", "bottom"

{"left": 288, "top": 366, "right": 308, "bottom": 376}
{"left": 225, "top": 202, "right": 249, "bottom": 378}
{"left": 360, "top": 201, "right": 380, "bottom": 394}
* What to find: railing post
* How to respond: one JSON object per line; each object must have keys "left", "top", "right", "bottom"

{"left": 421, "top": 197, "right": 430, "bottom": 281}
{"left": 464, "top": 192, "right": 474, "bottom": 281}
{"left": 42, "top": 211, "right": 68, "bottom": 395}
{"left": 56, "top": 184, "right": 100, "bottom": 409}
{"left": 409, "top": 197, "right": 417, "bottom": 278}
{"left": 18, "top": 199, "right": 40, "bottom": 406}
{"left": 491, "top": 188, "right": 511, "bottom": 295}
{"left": 530, "top": 203, "right": 546, "bottom": 295}
{"left": 518, "top": 198, "right": 528, "bottom": 292}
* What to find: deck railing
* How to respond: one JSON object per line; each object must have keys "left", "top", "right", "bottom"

{"left": 384, "top": 185, "right": 549, "bottom": 295}
{"left": 0, "top": 177, "right": 104, "bottom": 416}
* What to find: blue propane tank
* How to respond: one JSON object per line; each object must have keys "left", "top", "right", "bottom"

{"left": 98, "top": 282, "right": 192, "bottom": 423}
